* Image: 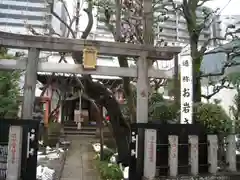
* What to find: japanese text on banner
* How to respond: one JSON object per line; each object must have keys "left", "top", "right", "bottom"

{"left": 180, "top": 59, "right": 193, "bottom": 124}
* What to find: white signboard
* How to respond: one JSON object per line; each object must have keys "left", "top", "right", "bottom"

{"left": 180, "top": 58, "right": 193, "bottom": 124}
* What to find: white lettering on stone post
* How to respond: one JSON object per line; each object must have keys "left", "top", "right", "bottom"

{"left": 6, "top": 126, "right": 22, "bottom": 180}
{"left": 144, "top": 129, "right": 157, "bottom": 179}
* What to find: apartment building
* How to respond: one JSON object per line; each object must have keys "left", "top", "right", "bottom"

{"left": 155, "top": 6, "right": 221, "bottom": 46}
{"left": 0, "top": 0, "right": 67, "bottom": 36}
{"left": 218, "top": 15, "right": 240, "bottom": 40}
{"left": 94, "top": 2, "right": 221, "bottom": 46}
{"left": 0, "top": 0, "right": 68, "bottom": 97}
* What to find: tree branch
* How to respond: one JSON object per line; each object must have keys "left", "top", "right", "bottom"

{"left": 150, "top": 78, "right": 168, "bottom": 91}
{"left": 197, "top": 0, "right": 211, "bottom": 7}
{"left": 81, "top": 0, "right": 93, "bottom": 39}
{"left": 201, "top": 77, "right": 234, "bottom": 100}
{"left": 25, "top": 24, "right": 41, "bottom": 35}
{"left": 40, "top": 53, "right": 68, "bottom": 97}
{"left": 196, "top": 11, "right": 213, "bottom": 33}
{"left": 66, "top": 16, "right": 77, "bottom": 38}
{"left": 48, "top": 1, "right": 76, "bottom": 38}
{"left": 199, "top": 37, "right": 226, "bottom": 55}
{"left": 59, "top": 0, "right": 72, "bottom": 23}
{"left": 45, "top": 26, "right": 62, "bottom": 37}
{"left": 71, "top": 0, "right": 93, "bottom": 64}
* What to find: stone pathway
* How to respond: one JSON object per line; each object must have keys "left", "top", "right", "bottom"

{"left": 61, "top": 135, "right": 100, "bottom": 180}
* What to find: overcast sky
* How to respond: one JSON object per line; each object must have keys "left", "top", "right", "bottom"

{"left": 206, "top": 0, "right": 240, "bottom": 15}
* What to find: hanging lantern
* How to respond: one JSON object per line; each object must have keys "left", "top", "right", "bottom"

{"left": 83, "top": 46, "right": 97, "bottom": 69}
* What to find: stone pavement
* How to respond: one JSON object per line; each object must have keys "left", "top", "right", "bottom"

{"left": 61, "top": 135, "right": 100, "bottom": 180}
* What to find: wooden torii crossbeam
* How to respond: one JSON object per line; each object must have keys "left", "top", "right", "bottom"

{"left": 0, "top": 31, "right": 181, "bottom": 78}
{"left": 0, "top": 31, "right": 182, "bottom": 180}
{"left": 0, "top": 31, "right": 181, "bottom": 59}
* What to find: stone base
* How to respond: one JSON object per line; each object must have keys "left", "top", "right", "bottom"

{"left": 142, "top": 173, "right": 240, "bottom": 180}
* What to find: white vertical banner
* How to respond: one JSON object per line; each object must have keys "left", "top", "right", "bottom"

{"left": 180, "top": 58, "right": 193, "bottom": 124}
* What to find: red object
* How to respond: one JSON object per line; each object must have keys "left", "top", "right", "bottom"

{"left": 106, "top": 116, "right": 110, "bottom": 121}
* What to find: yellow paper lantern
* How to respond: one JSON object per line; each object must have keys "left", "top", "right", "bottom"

{"left": 83, "top": 46, "right": 97, "bottom": 69}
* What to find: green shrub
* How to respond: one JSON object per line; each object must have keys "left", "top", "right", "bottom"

{"left": 95, "top": 159, "right": 123, "bottom": 180}
{"left": 149, "top": 102, "right": 178, "bottom": 123}
{"left": 47, "top": 122, "right": 62, "bottom": 147}
{"left": 0, "top": 48, "right": 20, "bottom": 118}
{"left": 121, "top": 90, "right": 232, "bottom": 133}
{"left": 101, "top": 148, "right": 115, "bottom": 161}
{"left": 148, "top": 98, "right": 232, "bottom": 134}
{"left": 194, "top": 103, "right": 232, "bottom": 134}
{"left": 148, "top": 93, "right": 178, "bottom": 122}
{"left": 48, "top": 122, "right": 62, "bottom": 135}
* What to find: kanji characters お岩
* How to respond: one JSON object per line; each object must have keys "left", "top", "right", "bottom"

{"left": 182, "top": 102, "right": 190, "bottom": 113}
{"left": 182, "top": 60, "right": 189, "bottom": 67}
{"left": 183, "top": 88, "right": 190, "bottom": 97}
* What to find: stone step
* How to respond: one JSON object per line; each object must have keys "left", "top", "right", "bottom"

{"left": 64, "top": 126, "right": 96, "bottom": 131}
{"left": 64, "top": 121, "right": 97, "bottom": 127}
{"left": 63, "top": 122, "right": 78, "bottom": 127}
{"left": 64, "top": 130, "right": 96, "bottom": 136}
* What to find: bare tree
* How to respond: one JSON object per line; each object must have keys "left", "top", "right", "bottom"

{"left": 95, "top": 0, "right": 171, "bottom": 123}
{"left": 26, "top": 0, "right": 240, "bottom": 165}
{"left": 27, "top": 0, "right": 130, "bottom": 166}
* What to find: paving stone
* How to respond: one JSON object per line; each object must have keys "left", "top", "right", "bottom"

{"left": 60, "top": 136, "right": 99, "bottom": 180}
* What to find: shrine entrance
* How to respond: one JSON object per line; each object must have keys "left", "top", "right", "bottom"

{"left": 0, "top": 31, "right": 181, "bottom": 179}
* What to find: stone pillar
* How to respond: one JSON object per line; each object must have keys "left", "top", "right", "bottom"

{"left": 208, "top": 135, "right": 218, "bottom": 174}
{"left": 136, "top": 52, "right": 148, "bottom": 179}
{"left": 189, "top": 135, "right": 199, "bottom": 175}
{"left": 169, "top": 135, "right": 178, "bottom": 177}
{"left": 226, "top": 135, "right": 236, "bottom": 172}
{"left": 22, "top": 48, "right": 40, "bottom": 119}
{"left": 144, "top": 129, "right": 157, "bottom": 179}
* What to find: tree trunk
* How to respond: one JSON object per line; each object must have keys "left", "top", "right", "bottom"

{"left": 71, "top": 0, "right": 130, "bottom": 164}
{"left": 118, "top": 56, "right": 136, "bottom": 122}
{"left": 84, "top": 77, "right": 130, "bottom": 166}
{"left": 192, "top": 57, "right": 202, "bottom": 103}
{"left": 191, "top": 39, "right": 202, "bottom": 103}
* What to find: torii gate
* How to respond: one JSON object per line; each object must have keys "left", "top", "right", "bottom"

{"left": 0, "top": 31, "right": 181, "bottom": 179}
